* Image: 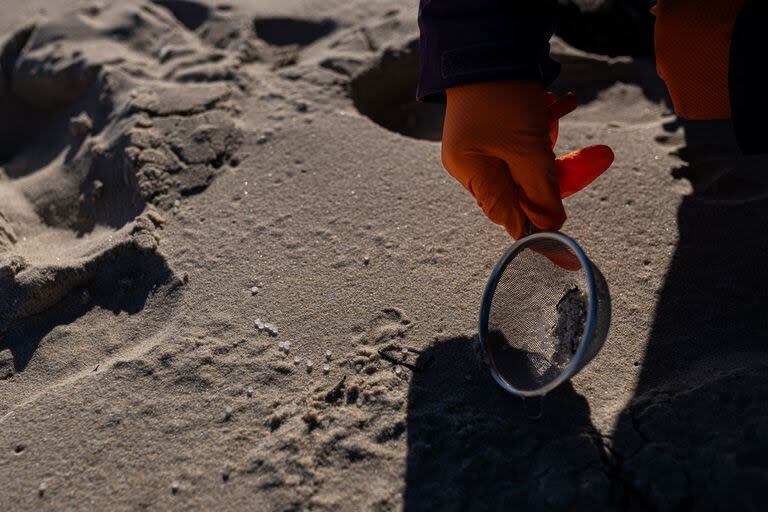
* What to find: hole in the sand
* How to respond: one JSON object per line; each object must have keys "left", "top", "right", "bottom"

{"left": 151, "top": 0, "right": 211, "bottom": 31}
{"left": 351, "top": 43, "right": 445, "bottom": 141}
{"left": 14, "top": 444, "right": 25, "bottom": 454}
{"left": 0, "top": 25, "right": 39, "bottom": 163}
{"left": 253, "top": 17, "right": 337, "bottom": 47}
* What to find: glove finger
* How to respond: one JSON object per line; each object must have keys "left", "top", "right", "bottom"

{"left": 469, "top": 158, "right": 529, "bottom": 239}
{"left": 529, "top": 241, "right": 582, "bottom": 271}
{"left": 549, "top": 119, "right": 559, "bottom": 149}
{"left": 443, "top": 150, "right": 530, "bottom": 239}
{"left": 505, "top": 147, "right": 567, "bottom": 233}
{"left": 548, "top": 91, "right": 579, "bottom": 123}
{"left": 546, "top": 92, "right": 579, "bottom": 147}
{"left": 556, "top": 145, "right": 615, "bottom": 198}
{"left": 545, "top": 91, "right": 557, "bottom": 107}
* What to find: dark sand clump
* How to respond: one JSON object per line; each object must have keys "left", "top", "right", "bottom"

{"left": 551, "top": 287, "right": 587, "bottom": 354}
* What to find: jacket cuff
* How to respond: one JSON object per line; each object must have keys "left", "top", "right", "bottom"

{"left": 416, "top": 1, "right": 559, "bottom": 103}
{"left": 417, "top": 42, "right": 561, "bottom": 103}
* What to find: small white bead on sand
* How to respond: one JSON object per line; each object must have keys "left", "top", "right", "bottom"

{"left": 251, "top": 286, "right": 259, "bottom": 295}
{"left": 278, "top": 341, "right": 285, "bottom": 351}
{"left": 294, "top": 356, "right": 301, "bottom": 365}
{"left": 283, "top": 340, "right": 291, "bottom": 352}
{"left": 325, "top": 350, "right": 332, "bottom": 361}
{"left": 394, "top": 366, "right": 402, "bottom": 375}
{"left": 224, "top": 406, "right": 234, "bottom": 420}
{"left": 171, "top": 480, "right": 180, "bottom": 494}
{"left": 38, "top": 482, "right": 47, "bottom": 497}
{"left": 322, "top": 364, "right": 330, "bottom": 373}
{"left": 245, "top": 386, "right": 253, "bottom": 397}
{"left": 254, "top": 318, "right": 265, "bottom": 330}
{"left": 264, "top": 323, "right": 278, "bottom": 336}
{"left": 306, "top": 360, "right": 313, "bottom": 371}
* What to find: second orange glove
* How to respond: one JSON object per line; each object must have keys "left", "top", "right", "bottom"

{"left": 442, "top": 80, "right": 614, "bottom": 239}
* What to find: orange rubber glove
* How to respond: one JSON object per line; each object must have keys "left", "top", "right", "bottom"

{"left": 653, "top": 0, "right": 745, "bottom": 120}
{"left": 442, "top": 80, "right": 614, "bottom": 240}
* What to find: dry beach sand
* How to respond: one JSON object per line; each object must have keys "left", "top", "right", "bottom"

{"left": 2, "top": 1, "right": 768, "bottom": 510}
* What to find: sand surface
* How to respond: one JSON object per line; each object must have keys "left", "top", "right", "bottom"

{"left": 2, "top": 1, "right": 768, "bottom": 510}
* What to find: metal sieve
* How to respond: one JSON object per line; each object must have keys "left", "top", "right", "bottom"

{"left": 478, "top": 231, "right": 611, "bottom": 398}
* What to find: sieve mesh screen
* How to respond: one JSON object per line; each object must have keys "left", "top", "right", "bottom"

{"left": 486, "top": 238, "right": 590, "bottom": 392}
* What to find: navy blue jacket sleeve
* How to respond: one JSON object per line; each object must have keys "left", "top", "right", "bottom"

{"left": 417, "top": 0, "right": 560, "bottom": 103}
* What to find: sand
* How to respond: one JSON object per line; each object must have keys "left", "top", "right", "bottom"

{"left": 2, "top": 1, "right": 768, "bottom": 510}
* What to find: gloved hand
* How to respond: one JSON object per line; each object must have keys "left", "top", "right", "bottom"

{"left": 653, "top": 0, "right": 745, "bottom": 120}
{"left": 442, "top": 80, "right": 614, "bottom": 240}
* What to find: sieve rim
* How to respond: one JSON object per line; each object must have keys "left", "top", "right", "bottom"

{"left": 478, "top": 231, "right": 598, "bottom": 397}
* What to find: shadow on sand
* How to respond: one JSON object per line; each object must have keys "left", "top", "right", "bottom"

{"left": 404, "top": 124, "right": 768, "bottom": 510}
{"left": 0, "top": 251, "right": 179, "bottom": 373}
{"left": 609, "top": 129, "right": 768, "bottom": 510}
{"left": 403, "top": 336, "right": 613, "bottom": 511}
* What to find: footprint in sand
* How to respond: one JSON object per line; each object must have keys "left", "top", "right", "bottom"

{"left": 351, "top": 308, "right": 412, "bottom": 345}
{"left": 0, "top": 1, "right": 242, "bottom": 347}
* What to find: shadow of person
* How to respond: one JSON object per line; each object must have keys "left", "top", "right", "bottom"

{"left": 669, "top": 120, "right": 768, "bottom": 203}
{"left": 403, "top": 336, "right": 613, "bottom": 511}
{"left": 611, "top": 127, "right": 768, "bottom": 509}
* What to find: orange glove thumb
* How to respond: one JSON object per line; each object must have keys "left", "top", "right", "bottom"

{"left": 545, "top": 91, "right": 615, "bottom": 199}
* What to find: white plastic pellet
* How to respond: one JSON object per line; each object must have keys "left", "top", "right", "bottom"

{"left": 325, "top": 350, "right": 332, "bottom": 361}
{"left": 322, "top": 364, "right": 330, "bottom": 373}
{"left": 245, "top": 386, "right": 253, "bottom": 397}
{"left": 394, "top": 366, "right": 402, "bottom": 375}
{"left": 283, "top": 340, "right": 291, "bottom": 351}
{"left": 294, "top": 356, "right": 301, "bottom": 365}
{"left": 306, "top": 360, "right": 313, "bottom": 370}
